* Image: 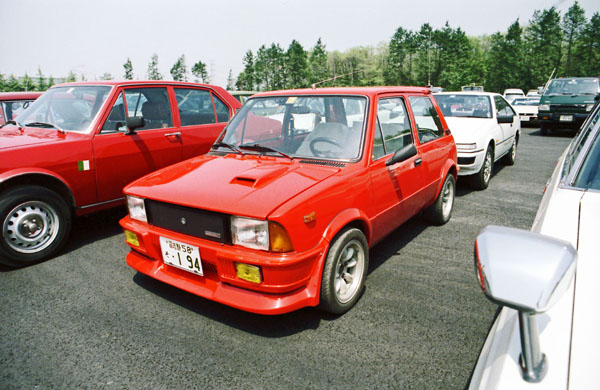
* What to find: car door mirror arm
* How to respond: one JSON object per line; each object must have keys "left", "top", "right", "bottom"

{"left": 126, "top": 116, "right": 145, "bottom": 135}
{"left": 385, "top": 144, "right": 417, "bottom": 166}
{"left": 474, "top": 225, "right": 577, "bottom": 383}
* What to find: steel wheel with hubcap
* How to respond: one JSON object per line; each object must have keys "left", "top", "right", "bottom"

{"left": 503, "top": 137, "right": 518, "bottom": 166}
{"left": 425, "top": 174, "right": 455, "bottom": 225}
{"left": 472, "top": 146, "right": 493, "bottom": 190}
{"left": 0, "top": 186, "right": 71, "bottom": 267}
{"left": 319, "top": 227, "right": 369, "bottom": 314}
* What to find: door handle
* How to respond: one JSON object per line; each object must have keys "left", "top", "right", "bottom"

{"left": 414, "top": 158, "right": 422, "bottom": 167}
{"left": 164, "top": 132, "right": 181, "bottom": 141}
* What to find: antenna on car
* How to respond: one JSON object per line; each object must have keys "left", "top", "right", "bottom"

{"left": 311, "top": 70, "right": 362, "bottom": 89}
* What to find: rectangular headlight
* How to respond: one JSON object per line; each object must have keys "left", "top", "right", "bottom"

{"left": 231, "top": 216, "right": 269, "bottom": 251}
{"left": 127, "top": 195, "right": 147, "bottom": 223}
{"left": 456, "top": 143, "right": 477, "bottom": 151}
{"left": 538, "top": 104, "right": 550, "bottom": 111}
{"left": 586, "top": 104, "right": 595, "bottom": 112}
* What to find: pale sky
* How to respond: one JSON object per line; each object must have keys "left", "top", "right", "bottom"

{"left": 1, "top": 0, "right": 599, "bottom": 87}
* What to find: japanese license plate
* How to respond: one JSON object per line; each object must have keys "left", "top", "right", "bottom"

{"left": 520, "top": 116, "right": 529, "bottom": 121}
{"left": 559, "top": 115, "right": 573, "bottom": 122}
{"left": 159, "top": 236, "right": 203, "bottom": 275}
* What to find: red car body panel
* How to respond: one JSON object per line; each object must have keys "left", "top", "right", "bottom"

{"left": 120, "top": 87, "right": 457, "bottom": 314}
{"left": 0, "top": 81, "right": 241, "bottom": 216}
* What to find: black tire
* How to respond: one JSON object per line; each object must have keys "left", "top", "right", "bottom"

{"left": 425, "top": 174, "right": 455, "bottom": 225}
{"left": 319, "top": 227, "right": 369, "bottom": 314}
{"left": 471, "top": 146, "right": 493, "bottom": 190}
{"left": 503, "top": 136, "right": 518, "bottom": 166}
{"left": 0, "top": 186, "right": 71, "bottom": 267}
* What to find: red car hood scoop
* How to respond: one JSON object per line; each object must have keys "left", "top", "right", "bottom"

{"left": 128, "top": 155, "right": 341, "bottom": 219}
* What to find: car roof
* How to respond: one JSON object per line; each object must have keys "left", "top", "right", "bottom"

{"left": 253, "top": 86, "right": 431, "bottom": 98}
{"left": 434, "top": 91, "right": 500, "bottom": 97}
{"left": 0, "top": 91, "right": 43, "bottom": 100}
{"left": 52, "top": 80, "right": 229, "bottom": 91}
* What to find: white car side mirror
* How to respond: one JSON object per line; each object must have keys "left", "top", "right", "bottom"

{"left": 474, "top": 225, "right": 577, "bottom": 383}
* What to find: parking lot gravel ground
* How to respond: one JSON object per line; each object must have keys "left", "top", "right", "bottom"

{"left": 0, "top": 127, "right": 572, "bottom": 390}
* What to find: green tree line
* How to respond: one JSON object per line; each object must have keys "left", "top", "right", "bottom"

{"left": 1, "top": 2, "right": 598, "bottom": 93}
{"left": 236, "top": 2, "right": 599, "bottom": 93}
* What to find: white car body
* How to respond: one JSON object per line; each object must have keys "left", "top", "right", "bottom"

{"left": 469, "top": 103, "right": 600, "bottom": 389}
{"left": 504, "top": 88, "right": 525, "bottom": 103}
{"left": 435, "top": 92, "right": 521, "bottom": 176}
{"left": 511, "top": 97, "right": 540, "bottom": 125}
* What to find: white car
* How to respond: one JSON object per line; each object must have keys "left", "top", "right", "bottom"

{"left": 435, "top": 92, "right": 521, "bottom": 189}
{"left": 511, "top": 96, "right": 540, "bottom": 126}
{"left": 504, "top": 88, "right": 525, "bottom": 103}
{"left": 469, "top": 102, "right": 600, "bottom": 389}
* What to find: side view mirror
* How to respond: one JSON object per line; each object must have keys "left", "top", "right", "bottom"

{"left": 385, "top": 143, "right": 417, "bottom": 166}
{"left": 474, "top": 225, "right": 577, "bottom": 383}
{"left": 126, "top": 116, "right": 145, "bottom": 135}
{"left": 497, "top": 115, "right": 513, "bottom": 124}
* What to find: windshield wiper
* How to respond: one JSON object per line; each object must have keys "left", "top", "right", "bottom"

{"left": 211, "top": 141, "right": 245, "bottom": 155}
{"left": 239, "top": 143, "right": 293, "bottom": 160}
{"left": 25, "top": 121, "right": 65, "bottom": 133}
{"left": 2, "top": 120, "right": 23, "bottom": 129}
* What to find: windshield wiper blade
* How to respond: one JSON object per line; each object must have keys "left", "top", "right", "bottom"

{"left": 239, "top": 143, "right": 293, "bottom": 159}
{"left": 25, "top": 121, "right": 65, "bottom": 133}
{"left": 211, "top": 141, "right": 245, "bottom": 155}
{"left": 2, "top": 120, "right": 23, "bottom": 129}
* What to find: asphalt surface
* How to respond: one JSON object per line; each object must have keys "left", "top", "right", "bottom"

{"left": 1, "top": 126, "right": 573, "bottom": 390}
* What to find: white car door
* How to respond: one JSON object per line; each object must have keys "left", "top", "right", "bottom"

{"left": 493, "top": 95, "right": 519, "bottom": 158}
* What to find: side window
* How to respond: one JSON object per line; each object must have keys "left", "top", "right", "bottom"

{"left": 212, "top": 94, "right": 230, "bottom": 123}
{"left": 127, "top": 87, "right": 172, "bottom": 130}
{"left": 101, "top": 93, "right": 126, "bottom": 132}
{"left": 175, "top": 88, "right": 216, "bottom": 126}
{"left": 375, "top": 97, "right": 413, "bottom": 160}
{"left": 494, "top": 96, "right": 515, "bottom": 116}
{"left": 408, "top": 96, "right": 444, "bottom": 144}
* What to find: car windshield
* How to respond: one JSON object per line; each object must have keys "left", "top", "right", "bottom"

{"left": 545, "top": 78, "right": 599, "bottom": 95}
{"left": 435, "top": 94, "right": 492, "bottom": 118}
{"left": 512, "top": 98, "right": 540, "bottom": 106}
{"left": 16, "top": 85, "right": 111, "bottom": 132}
{"left": 217, "top": 95, "right": 367, "bottom": 160}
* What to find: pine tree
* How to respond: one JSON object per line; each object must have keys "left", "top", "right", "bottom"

{"left": 309, "top": 38, "right": 329, "bottom": 85}
{"left": 170, "top": 55, "right": 188, "bottom": 81}
{"left": 286, "top": 40, "right": 308, "bottom": 88}
{"left": 123, "top": 58, "right": 134, "bottom": 80}
{"left": 191, "top": 60, "right": 209, "bottom": 83}
{"left": 562, "top": 1, "right": 587, "bottom": 76}
{"left": 236, "top": 50, "right": 256, "bottom": 91}
{"left": 147, "top": 53, "right": 163, "bottom": 80}
{"left": 226, "top": 69, "right": 235, "bottom": 90}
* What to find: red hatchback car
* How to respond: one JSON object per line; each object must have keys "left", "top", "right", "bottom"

{"left": 120, "top": 87, "right": 457, "bottom": 314}
{"left": 0, "top": 81, "right": 241, "bottom": 266}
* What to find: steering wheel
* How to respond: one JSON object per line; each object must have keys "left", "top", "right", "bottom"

{"left": 310, "top": 136, "right": 342, "bottom": 157}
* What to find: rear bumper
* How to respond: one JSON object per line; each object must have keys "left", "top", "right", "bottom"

{"left": 120, "top": 217, "right": 327, "bottom": 315}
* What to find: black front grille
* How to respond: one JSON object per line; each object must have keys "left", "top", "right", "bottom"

{"left": 458, "top": 157, "right": 476, "bottom": 165}
{"left": 550, "top": 104, "right": 586, "bottom": 114}
{"left": 145, "top": 200, "right": 230, "bottom": 243}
